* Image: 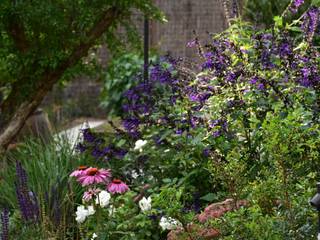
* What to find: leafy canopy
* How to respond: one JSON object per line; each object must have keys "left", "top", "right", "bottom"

{"left": 0, "top": 0, "right": 164, "bottom": 93}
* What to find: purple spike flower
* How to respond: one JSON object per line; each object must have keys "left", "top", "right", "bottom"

{"left": 15, "top": 161, "right": 39, "bottom": 223}
{"left": 302, "top": 7, "right": 320, "bottom": 42}
{"left": 81, "top": 128, "right": 96, "bottom": 143}
{"left": 289, "top": 0, "right": 305, "bottom": 13}
{"left": 1, "top": 208, "right": 9, "bottom": 240}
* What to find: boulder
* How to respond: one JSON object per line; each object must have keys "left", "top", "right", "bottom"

{"left": 198, "top": 198, "right": 248, "bottom": 223}
{"left": 167, "top": 198, "right": 248, "bottom": 240}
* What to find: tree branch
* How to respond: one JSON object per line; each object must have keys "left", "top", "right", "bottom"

{"left": 0, "top": 6, "right": 123, "bottom": 152}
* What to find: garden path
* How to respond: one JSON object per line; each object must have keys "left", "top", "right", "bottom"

{"left": 55, "top": 120, "right": 106, "bottom": 148}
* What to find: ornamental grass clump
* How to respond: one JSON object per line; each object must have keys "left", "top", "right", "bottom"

{"left": 0, "top": 139, "right": 88, "bottom": 239}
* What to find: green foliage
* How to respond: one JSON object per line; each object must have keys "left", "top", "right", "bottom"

{"left": 213, "top": 179, "right": 317, "bottom": 239}
{"left": 0, "top": 0, "right": 164, "bottom": 98}
{"left": 100, "top": 53, "right": 149, "bottom": 116}
{"left": 243, "top": 0, "right": 312, "bottom": 27}
{"left": 243, "top": 0, "right": 290, "bottom": 26}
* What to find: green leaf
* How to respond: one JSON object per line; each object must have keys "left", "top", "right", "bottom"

{"left": 312, "top": 0, "right": 320, "bottom": 7}
{"left": 116, "top": 139, "right": 126, "bottom": 147}
{"left": 273, "top": 16, "right": 283, "bottom": 28}
{"left": 200, "top": 193, "right": 217, "bottom": 202}
{"left": 162, "top": 178, "right": 172, "bottom": 183}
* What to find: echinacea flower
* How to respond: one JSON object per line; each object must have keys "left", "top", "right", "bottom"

{"left": 83, "top": 188, "right": 101, "bottom": 202}
{"left": 107, "top": 179, "right": 129, "bottom": 194}
{"left": 77, "top": 167, "right": 111, "bottom": 186}
{"left": 70, "top": 166, "right": 88, "bottom": 177}
{"left": 95, "top": 190, "right": 111, "bottom": 207}
{"left": 139, "top": 196, "right": 152, "bottom": 212}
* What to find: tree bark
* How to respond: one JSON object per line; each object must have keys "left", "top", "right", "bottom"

{"left": 0, "top": 7, "right": 122, "bottom": 153}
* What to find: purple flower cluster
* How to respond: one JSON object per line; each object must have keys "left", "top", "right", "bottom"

{"left": 122, "top": 117, "right": 141, "bottom": 138}
{"left": 279, "top": 42, "right": 293, "bottom": 58}
{"left": 302, "top": 7, "right": 320, "bottom": 42}
{"left": 289, "top": 0, "right": 305, "bottom": 13}
{"left": 298, "top": 66, "right": 320, "bottom": 87}
{"left": 0, "top": 208, "right": 9, "bottom": 240}
{"left": 201, "top": 40, "right": 232, "bottom": 76}
{"left": 118, "top": 22, "right": 320, "bottom": 146}
{"left": 121, "top": 58, "right": 188, "bottom": 138}
{"left": 15, "top": 161, "right": 39, "bottom": 223}
{"left": 76, "top": 128, "right": 128, "bottom": 161}
{"left": 209, "top": 119, "right": 228, "bottom": 138}
{"left": 253, "top": 33, "right": 277, "bottom": 69}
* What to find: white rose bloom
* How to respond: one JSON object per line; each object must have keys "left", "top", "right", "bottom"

{"left": 75, "top": 205, "right": 88, "bottom": 223}
{"left": 87, "top": 205, "right": 95, "bottom": 216}
{"left": 134, "top": 139, "right": 147, "bottom": 152}
{"left": 139, "top": 197, "right": 152, "bottom": 212}
{"left": 159, "top": 216, "right": 182, "bottom": 231}
{"left": 96, "top": 190, "right": 111, "bottom": 208}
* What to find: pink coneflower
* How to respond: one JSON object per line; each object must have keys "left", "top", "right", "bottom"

{"left": 83, "top": 188, "right": 101, "bottom": 202}
{"left": 107, "top": 179, "right": 129, "bottom": 194}
{"left": 70, "top": 166, "right": 88, "bottom": 177}
{"left": 77, "top": 167, "right": 111, "bottom": 186}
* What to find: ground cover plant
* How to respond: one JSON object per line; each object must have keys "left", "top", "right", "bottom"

{"left": 2, "top": 0, "right": 320, "bottom": 239}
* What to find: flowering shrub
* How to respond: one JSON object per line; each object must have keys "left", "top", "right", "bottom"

{"left": 100, "top": 53, "right": 158, "bottom": 117}
{"left": 3, "top": 1, "right": 320, "bottom": 239}
{"left": 70, "top": 1, "right": 320, "bottom": 238}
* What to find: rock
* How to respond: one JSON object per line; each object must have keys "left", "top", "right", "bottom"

{"left": 198, "top": 198, "right": 248, "bottom": 223}
{"left": 167, "top": 198, "right": 248, "bottom": 240}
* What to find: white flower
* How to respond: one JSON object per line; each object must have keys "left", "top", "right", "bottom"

{"left": 131, "top": 170, "right": 139, "bottom": 179}
{"left": 139, "top": 197, "right": 152, "bottom": 212}
{"left": 96, "top": 190, "right": 111, "bottom": 208}
{"left": 87, "top": 205, "right": 95, "bottom": 216}
{"left": 91, "top": 233, "right": 98, "bottom": 239}
{"left": 75, "top": 205, "right": 89, "bottom": 223}
{"left": 159, "top": 216, "right": 182, "bottom": 231}
{"left": 134, "top": 139, "right": 147, "bottom": 152}
{"left": 108, "top": 205, "right": 117, "bottom": 216}
{"left": 75, "top": 205, "right": 95, "bottom": 223}
{"left": 164, "top": 149, "right": 170, "bottom": 153}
